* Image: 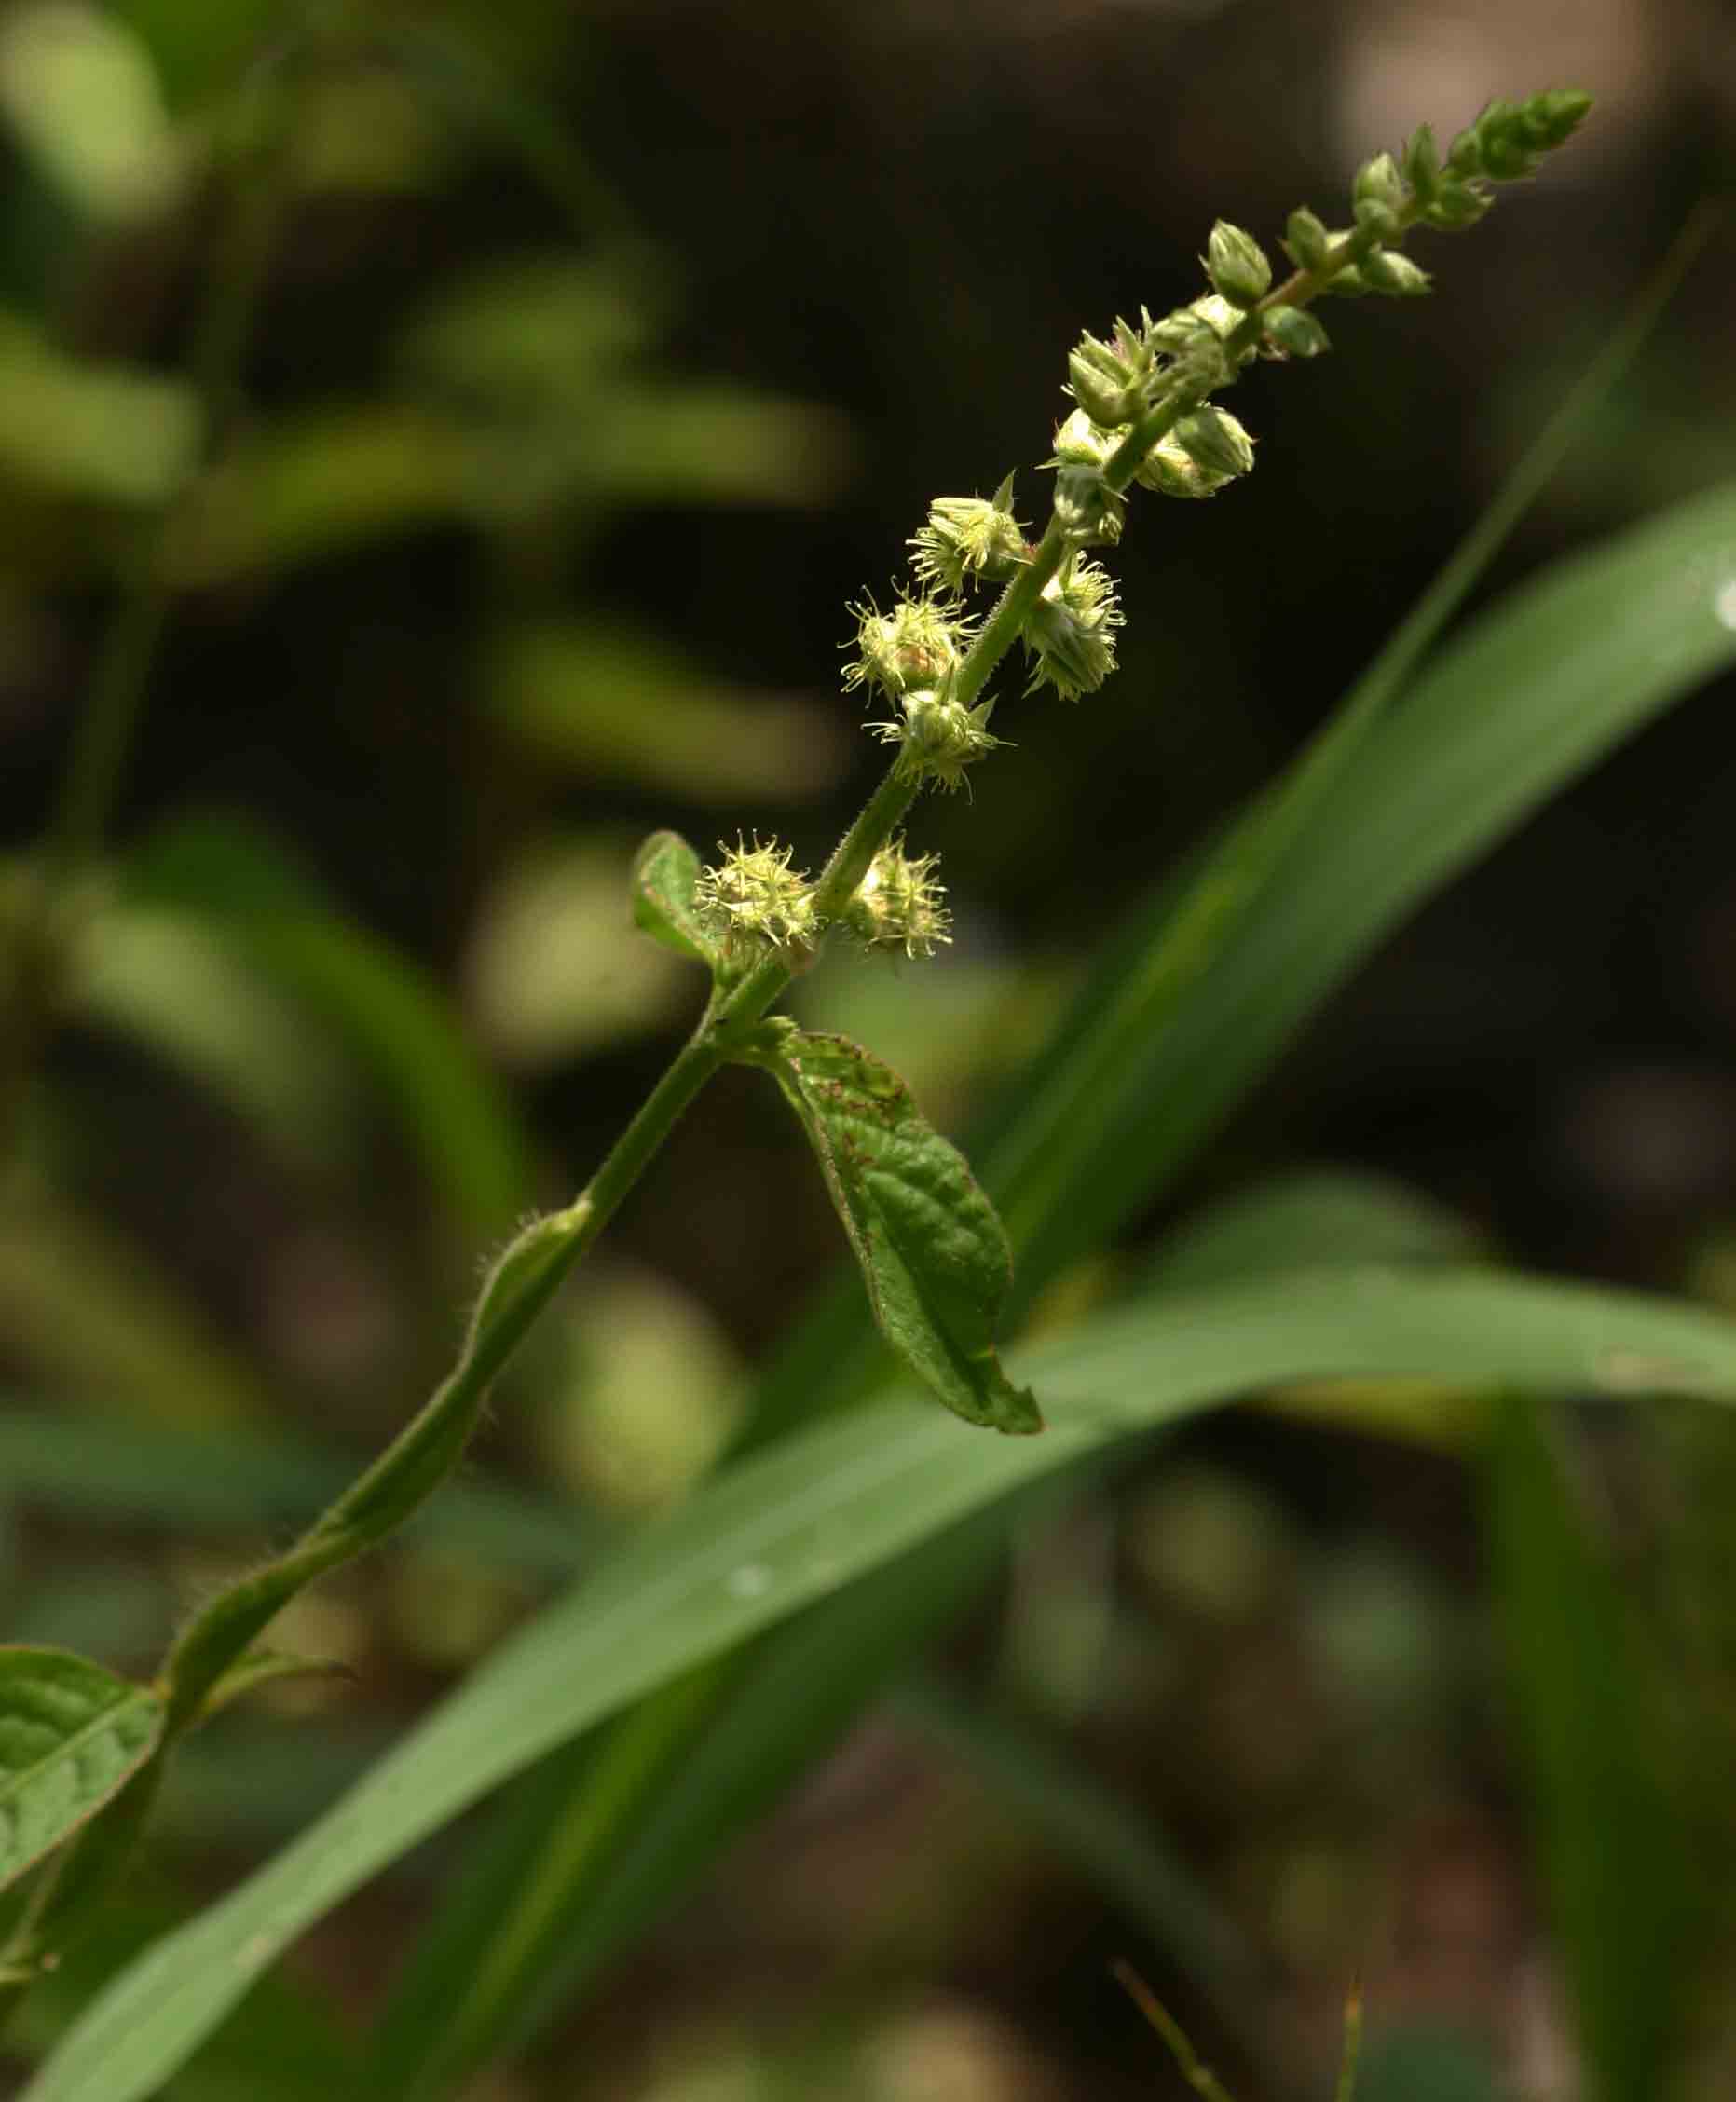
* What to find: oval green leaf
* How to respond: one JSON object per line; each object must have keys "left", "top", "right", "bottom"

{"left": 0, "top": 1649, "right": 163, "bottom": 1894}
{"left": 754, "top": 1025, "right": 1038, "bottom": 1434}
{"left": 629, "top": 830, "right": 717, "bottom": 966}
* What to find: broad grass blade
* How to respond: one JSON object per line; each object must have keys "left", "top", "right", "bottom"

{"left": 26, "top": 1265, "right": 1736, "bottom": 2101}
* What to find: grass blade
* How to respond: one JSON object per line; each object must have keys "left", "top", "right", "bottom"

{"left": 26, "top": 1264, "right": 1736, "bottom": 2100}
{"left": 1485, "top": 1398, "right": 1695, "bottom": 2100}
{"left": 129, "top": 812, "right": 533, "bottom": 1233}
{"left": 366, "top": 1505, "right": 1022, "bottom": 2097}
{"left": 997, "top": 478, "right": 1736, "bottom": 1289}
{"left": 0, "top": 1410, "right": 598, "bottom": 1578}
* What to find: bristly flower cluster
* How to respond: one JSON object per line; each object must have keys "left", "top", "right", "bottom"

{"left": 1022, "top": 556, "right": 1123, "bottom": 702}
{"left": 868, "top": 689, "right": 1001, "bottom": 793}
{"left": 844, "top": 593, "right": 1000, "bottom": 794}
{"left": 909, "top": 476, "right": 1028, "bottom": 594}
{"left": 843, "top": 594, "right": 970, "bottom": 698}
{"left": 695, "top": 836, "right": 817, "bottom": 952}
{"left": 841, "top": 839, "right": 951, "bottom": 958}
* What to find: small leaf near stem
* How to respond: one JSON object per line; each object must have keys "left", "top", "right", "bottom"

{"left": 0, "top": 1652, "right": 164, "bottom": 1896}
{"left": 630, "top": 830, "right": 718, "bottom": 966}
{"left": 741, "top": 1024, "right": 1039, "bottom": 1434}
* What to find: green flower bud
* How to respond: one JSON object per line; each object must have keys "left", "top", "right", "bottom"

{"left": 1141, "top": 306, "right": 1237, "bottom": 387}
{"left": 909, "top": 491, "right": 1029, "bottom": 594}
{"left": 1357, "top": 248, "right": 1431, "bottom": 296}
{"left": 873, "top": 689, "right": 1000, "bottom": 792}
{"left": 1527, "top": 89, "right": 1593, "bottom": 148}
{"left": 1052, "top": 462, "right": 1126, "bottom": 547}
{"left": 1470, "top": 87, "right": 1592, "bottom": 174}
{"left": 1261, "top": 304, "right": 1330, "bottom": 358}
{"left": 1144, "top": 308, "right": 1210, "bottom": 354}
{"left": 1046, "top": 413, "right": 1126, "bottom": 544}
{"left": 1422, "top": 177, "right": 1492, "bottom": 231}
{"left": 1282, "top": 206, "right": 1333, "bottom": 273}
{"left": 1205, "top": 219, "right": 1272, "bottom": 307}
{"left": 845, "top": 595, "right": 966, "bottom": 697}
{"left": 1021, "top": 559, "right": 1123, "bottom": 702}
{"left": 1319, "top": 261, "right": 1373, "bottom": 297}
{"left": 1172, "top": 404, "right": 1254, "bottom": 482}
{"left": 1353, "top": 151, "right": 1405, "bottom": 212}
{"left": 696, "top": 836, "right": 817, "bottom": 950}
{"left": 1479, "top": 129, "right": 1531, "bottom": 181}
{"left": 1446, "top": 125, "right": 1483, "bottom": 176}
{"left": 1048, "top": 407, "right": 1117, "bottom": 465}
{"left": 1471, "top": 90, "right": 1586, "bottom": 177}
{"left": 1353, "top": 196, "right": 1402, "bottom": 243}
{"left": 841, "top": 839, "right": 951, "bottom": 959}
{"left": 1185, "top": 293, "right": 1244, "bottom": 341}
{"left": 1066, "top": 321, "right": 1159, "bottom": 426}
{"left": 1067, "top": 347, "right": 1138, "bottom": 428}
{"left": 1402, "top": 124, "right": 1441, "bottom": 202}
{"left": 1136, "top": 439, "right": 1227, "bottom": 498}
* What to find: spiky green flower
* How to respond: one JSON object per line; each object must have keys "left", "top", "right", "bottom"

{"left": 909, "top": 482, "right": 1028, "bottom": 594}
{"left": 843, "top": 594, "right": 970, "bottom": 699}
{"left": 842, "top": 839, "right": 951, "bottom": 958}
{"left": 696, "top": 836, "right": 817, "bottom": 949}
{"left": 1021, "top": 558, "right": 1123, "bottom": 702}
{"left": 869, "top": 689, "right": 1000, "bottom": 792}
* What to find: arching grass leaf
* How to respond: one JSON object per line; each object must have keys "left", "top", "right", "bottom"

{"left": 26, "top": 1265, "right": 1736, "bottom": 2102}
{"left": 128, "top": 812, "right": 533, "bottom": 1233}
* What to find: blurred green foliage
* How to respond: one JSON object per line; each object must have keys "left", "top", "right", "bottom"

{"left": 4, "top": 5, "right": 1736, "bottom": 2100}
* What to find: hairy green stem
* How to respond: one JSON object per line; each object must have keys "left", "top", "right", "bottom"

{"left": 953, "top": 519, "right": 1070, "bottom": 717}
{"left": 160, "top": 1011, "right": 728, "bottom": 1732}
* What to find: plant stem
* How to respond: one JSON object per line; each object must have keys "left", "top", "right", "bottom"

{"left": 954, "top": 517, "right": 1071, "bottom": 717}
